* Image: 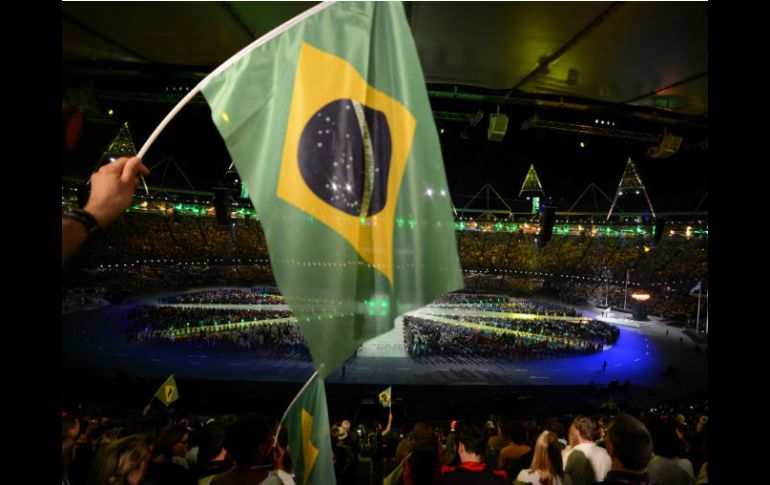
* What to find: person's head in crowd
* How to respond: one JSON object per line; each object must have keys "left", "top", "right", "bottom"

{"left": 223, "top": 413, "right": 273, "bottom": 470}
{"left": 410, "top": 422, "right": 435, "bottom": 444}
{"left": 605, "top": 414, "right": 653, "bottom": 472}
{"left": 196, "top": 420, "right": 229, "bottom": 466}
{"left": 329, "top": 421, "right": 340, "bottom": 438}
{"left": 456, "top": 420, "right": 486, "bottom": 461}
{"left": 496, "top": 416, "right": 513, "bottom": 438}
{"left": 527, "top": 431, "right": 565, "bottom": 485}
{"left": 97, "top": 427, "right": 124, "bottom": 448}
{"left": 152, "top": 423, "right": 190, "bottom": 460}
{"left": 647, "top": 418, "right": 682, "bottom": 459}
{"left": 510, "top": 419, "right": 527, "bottom": 446}
{"left": 63, "top": 414, "right": 81, "bottom": 441}
{"left": 88, "top": 434, "right": 151, "bottom": 485}
{"left": 523, "top": 420, "right": 539, "bottom": 445}
{"left": 543, "top": 417, "right": 564, "bottom": 441}
{"left": 567, "top": 423, "right": 579, "bottom": 448}
{"left": 119, "top": 415, "right": 162, "bottom": 445}
{"left": 572, "top": 415, "right": 598, "bottom": 443}
{"left": 597, "top": 417, "right": 608, "bottom": 441}
{"left": 406, "top": 422, "right": 441, "bottom": 485}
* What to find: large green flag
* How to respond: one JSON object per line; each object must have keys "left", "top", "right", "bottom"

{"left": 154, "top": 374, "right": 179, "bottom": 407}
{"left": 285, "top": 376, "right": 336, "bottom": 485}
{"left": 201, "top": 1, "right": 463, "bottom": 377}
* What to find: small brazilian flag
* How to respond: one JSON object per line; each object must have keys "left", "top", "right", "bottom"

{"left": 285, "top": 376, "right": 336, "bottom": 485}
{"left": 379, "top": 386, "right": 392, "bottom": 408}
{"left": 154, "top": 374, "right": 179, "bottom": 407}
{"left": 201, "top": 2, "right": 463, "bottom": 378}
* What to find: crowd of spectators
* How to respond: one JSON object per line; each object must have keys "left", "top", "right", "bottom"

{"left": 159, "top": 288, "right": 284, "bottom": 305}
{"left": 61, "top": 393, "right": 709, "bottom": 485}
{"left": 68, "top": 212, "right": 270, "bottom": 266}
{"left": 63, "top": 211, "right": 707, "bottom": 323}
{"left": 66, "top": 213, "right": 705, "bottom": 289}
{"left": 434, "top": 293, "right": 580, "bottom": 317}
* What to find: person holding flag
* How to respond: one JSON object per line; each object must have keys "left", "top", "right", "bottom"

{"left": 62, "top": 156, "right": 150, "bottom": 265}
{"left": 143, "top": 374, "right": 180, "bottom": 416}
{"left": 370, "top": 387, "right": 394, "bottom": 484}
{"left": 155, "top": 374, "right": 180, "bottom": 406}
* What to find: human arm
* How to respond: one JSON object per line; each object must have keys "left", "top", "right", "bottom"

{"left": 62, "top": 156, "right": 149, "bottom": 265}
{"left": 382, "top": 411, "right": 393, "bottom": 437}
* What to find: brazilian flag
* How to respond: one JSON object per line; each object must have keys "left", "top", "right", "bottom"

{"left": 154, "top": 374, "right": 179, "bottom": 407}
{"left": 285, "top": 376, "right": 336, "bottom": 485}
{"left": 379, "top": 386, "right": 392, "bottom": 408}
{"left": 202, "top": 2, "right": 463, "bottom": 377}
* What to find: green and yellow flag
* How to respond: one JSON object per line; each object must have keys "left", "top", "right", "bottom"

{"left": 285, "top": 376, "right": 336, "bottom": 485}
{"left": 201, "top": 2, "right": 463, "bottom": 377}
{"left": 154, "top": 374, "right": 179, "bottom": 407}
{"left": 379, "top": 386, "right": 392, "bottom": 408}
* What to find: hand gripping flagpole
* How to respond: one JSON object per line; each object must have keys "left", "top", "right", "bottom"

{"left": 273, "top": 364, "right": 324, "bottom": 447}
{"left": 136, "top": 1, "right": 336, "bottom": 161}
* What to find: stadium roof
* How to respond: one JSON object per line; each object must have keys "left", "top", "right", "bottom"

{"left": 62, "top": 2, "right": 708, "bottom": 211}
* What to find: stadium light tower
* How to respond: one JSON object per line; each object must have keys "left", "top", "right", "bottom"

{"left": 606, "top": 157, "right": 655, "bottom": 221}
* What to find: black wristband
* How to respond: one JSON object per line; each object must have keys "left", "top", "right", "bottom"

{"left": 63, "top": 209, "right": 100, "bottom": 235}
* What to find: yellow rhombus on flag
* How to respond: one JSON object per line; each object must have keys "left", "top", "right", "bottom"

{"left": 154, "top": 375, "right": 179, "bottom": 407}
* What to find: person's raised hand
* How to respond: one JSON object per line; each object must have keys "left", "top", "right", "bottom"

{"left": 85, "top": 156, "right": 150, "bottom": 227}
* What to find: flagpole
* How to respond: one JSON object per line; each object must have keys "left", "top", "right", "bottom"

{"left": 136, "top": 1, "right": 337, "bottom": 160}
{"left": 143, "top": 396, "right": 155, "bottom": 416}
{"left": 623, "top": 269, "right": 629, "bottom": 310}
{"left": 273, "top": 364, "right": 325, "bottom": 446}
{"left": 695, "top": 286, "right": 702, "bottom": 333}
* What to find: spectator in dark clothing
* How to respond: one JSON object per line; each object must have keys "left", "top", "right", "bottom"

{"left": 596, "top": 415, "right": 654, "bottom": 485}
{"left": 146, "top": 423, "right": 197, "bottom": 485}
{"left": 212, "top": 413, "right": 278, "bottom": 485}
{"left": 441, "top": 420, "right": 507, "bottom": 485}
{"left": 369, "top": 413, "right": 393, "bottom": 485}
{"left": 193, "top": 420, "right": 232, "bottom": 483}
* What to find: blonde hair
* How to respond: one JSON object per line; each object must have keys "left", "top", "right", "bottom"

{"left": 528, "top": 431, "right": 564, "bottom": 485}
{"left": 88, "top": 434, "right": 150, "bottom": 485}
